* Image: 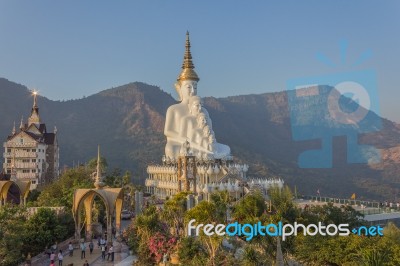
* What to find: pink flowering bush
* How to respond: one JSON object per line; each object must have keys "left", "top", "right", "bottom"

{"left": 148, "top": 232, "right": 177, "bottom": 263}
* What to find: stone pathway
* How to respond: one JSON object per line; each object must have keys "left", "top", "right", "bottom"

{"left": 33, "top": 241, "right": 136, "bottom": 266}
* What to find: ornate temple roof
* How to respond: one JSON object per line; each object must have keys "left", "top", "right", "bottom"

{"left": 177, "top": 31, "right": 199, "bottom": 82}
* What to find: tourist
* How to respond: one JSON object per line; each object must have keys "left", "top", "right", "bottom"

{"left": 50, "top": 260, "right": 55, "bottom": 266}
{"left": 83, "top": 259, "right": 89, "bottom": 266}
{"left": 89, "top": 241, "right": 94, "bottom": 254}
{"left": 57, "top": 250, "right": 63, "bottom": 266}
{"left": 50, "top": 251, "right": 55, "bottom": 262}
{"left": 107, "top": 245, "right": 111, "bottom": 261}
{"left": 101, "top": 245, "right": 106, "bottom": 260}
{"left": 68, "top": 242, "right": 74, "bottom": 257}
{"left": 80, "top": 242, "right": 86, "bottom": 259}
{"left": 110, "top": 245, "right": 114, "bottom": 262}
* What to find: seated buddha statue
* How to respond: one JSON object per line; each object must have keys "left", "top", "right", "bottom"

{"left": 164, "top": 32, "right": 231, "bottom": 159}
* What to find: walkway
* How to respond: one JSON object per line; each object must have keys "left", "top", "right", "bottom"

{"left": 32, "top": 241, "right": 137, "bottom": 266}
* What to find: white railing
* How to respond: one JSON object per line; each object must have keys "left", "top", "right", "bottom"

{"left": 4, "top": 152, "right": 38, "bottom": 158}
{"left": 145, "top": 179, "right": 179, "bottom": 190}
{"left": 4, "top": 142, "right": 37, "bottom": 148}
{"left": 158, "top": 181, "right": 179, "bottom": 190}
{"left": 16, "top": 173, "right": 38, "bottom": 179}
{"left": 17, "top": 152, "right": 38, "bottom": 158}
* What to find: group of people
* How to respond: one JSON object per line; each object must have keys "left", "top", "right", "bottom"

{"left": 47, "top": 249, "right": 63, "bottom": 266}
{"left": 47, "top": 239, "right": 101, "bottom": 266}
{"left": 98, "top": 237, "right": 114, "bottom": 261}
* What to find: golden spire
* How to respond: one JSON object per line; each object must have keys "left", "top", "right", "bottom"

{"left": 177, "top": 31, "right": 199, "bottom": 82}
{"left": 28, "top": 90, "right": 40, "bottom": 125}
{"left": 19, "top": 116, "right": 24, "bottom": 131}
{"left": 94, "top": 145, "right": 105, "bottom": 189}
{"left": 33, "top": 90, "right": 38, "bottom": 108}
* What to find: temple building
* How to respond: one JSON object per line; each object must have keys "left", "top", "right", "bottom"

{"left": 2, "top": 91, "right": 59, "bottom": 190}
{"left": 145, "top": 32, "right": 283, "bottom": 199}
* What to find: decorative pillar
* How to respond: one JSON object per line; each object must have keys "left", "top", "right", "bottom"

{"left": 177, "top": 158, "right": 182, "bottom": 192}
{"left": 107, "top": 213, "right": 113, "bottom": 245}
{"left": 83, "top": 198, "right": 93, "bottom": 240}
{"left": 192, "top": 158, "right": 197, "bottom": 194}
{"left": 75, "top": 213, "right": 81, "bottom": 241}
{"left": 115, "top": 198, "right": 123, "bottom": 235}
{"left": 184, "top": 158, "right": 189, "bottom": 191}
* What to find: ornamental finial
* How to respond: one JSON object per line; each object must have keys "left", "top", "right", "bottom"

{"left": 177, "top": 31, "right": 199, "bottom": 82}
{"left": 94, "top": 145, "right": 105, "bottom": 189}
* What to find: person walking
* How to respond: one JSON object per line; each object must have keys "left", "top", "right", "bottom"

{"left": 107, "top": 245, "right": 111, "bottom": 261}
{"left": 80, "top": 242, "right": 86, "bottom": 259}
{"left": 57, "top": 250, "right": 63, "bottom": 266}
{"left": 68, "top": 242, "right": 73, "bottom": 257}
{"left": 101, "top": 244, "right": 106, "bottom": 260}
{"left": 89, "top": 241, "right": 94, "bottom": 254}
{"left": 110, "top": 245, "right": 114, "bottom": 262}
{"left": 50, "top": 252, "right": 55, "bottom": 263}
{"left": 83, "top": 259, "right": 89, "bottom": 266}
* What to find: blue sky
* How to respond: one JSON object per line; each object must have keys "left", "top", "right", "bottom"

{"left": 0, "top": 1, "right": 399, "bottom": 121}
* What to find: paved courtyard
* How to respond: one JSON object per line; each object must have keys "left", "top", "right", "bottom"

{"left": 33, "top": 241, "right": 136, "bottom": 266}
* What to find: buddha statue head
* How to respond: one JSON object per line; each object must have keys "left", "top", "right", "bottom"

{"left": 174, "top": 80, "right": 197, "bottom": 101}
{"left": 197, "top": 113, "right": 207, "bottom": 128}
{"left": 189, "top": 96, "right": 202, "bottom": 115}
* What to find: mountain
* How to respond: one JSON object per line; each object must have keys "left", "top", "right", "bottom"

{"left": 1, "top": 77, "right": 399, "bottom": 201}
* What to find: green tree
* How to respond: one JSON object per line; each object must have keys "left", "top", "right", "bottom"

{"left": 178, "top": 236, "right": 207, "bottom": 266}
{"left": 161, "top": 192, "right": 189, "bottom": 236}
{"left": 268, "top": 185, "right": 298, "bottom": 223}
{"left": 232, "top": 191, "right": 266, "bottom": 224}
{"left": 0, "top": 205, "right": 27, "bottom": 266}
{"left": 125, "top": 205, "right": 165, "bottom": 266}
{"left": 184, "top": 200, "right": 224, "bottom": 266}
{"left": 300, "top": 202, "right": 365, "bottom": 228}
{"left": 210, "top": 190, "right": 231, "bottom": 223}
{"left": 36, "top": 166, "right": 93, "bottom": 209}
{"left": 185, "top": 201, "right": 217, "bottom": 224}
{"left": 24, "top": 208, "right": 69, "bottom": 255}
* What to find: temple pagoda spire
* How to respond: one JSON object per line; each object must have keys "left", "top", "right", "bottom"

{"left": 12, "top": 121, "right": 16, "bottom": 135}
{"left": 177, "top": 31, "right": 199, "bottom": 82}
{"left": 28, "top": 90, "right": 40, "bottom": 125}
{"left": 19, "top": 116, "right": 24, "bottom": 131}
{"left": 94, "top": 145, "right": 105, "bottom": 189}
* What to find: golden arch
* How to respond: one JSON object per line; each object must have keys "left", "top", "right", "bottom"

{"left": 0, "top": 180, "right": 30, "bottom": 206}
{"left": 72, "top": 187, "right": 123, "bottom": 244}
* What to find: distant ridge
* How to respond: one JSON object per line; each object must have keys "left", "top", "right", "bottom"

{"left": 1, "top": 77, "right": 399, "bottom": 200}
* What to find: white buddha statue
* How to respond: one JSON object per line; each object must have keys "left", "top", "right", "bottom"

{"left": 164, "top": 32, "right": 231, "bottom": 159}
